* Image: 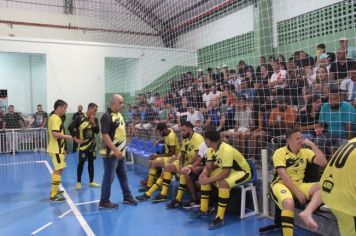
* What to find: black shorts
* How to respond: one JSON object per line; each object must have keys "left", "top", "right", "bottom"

{"left": 79, "top": 150, "right": 96, "bottom": 161}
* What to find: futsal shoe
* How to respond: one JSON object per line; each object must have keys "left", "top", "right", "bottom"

{"left": 166, "top": 199, "right": 182, "bottom": 209}
{"left": 89, "top": 181, "right": 101, "bottom": 188}
{"left": 152, "top": 194, "right": 168, "bottom": 203}
{"left": 49, "top": 194, "right": 66, "bottom": 202}
{"left": 135, "top": 193, "right": 150, "bottom": 201}
{"left": 75, "top": 182, "right": 81, "bottom": 190}
{"left": 99, "top": 201, "right": 119, "bottom": 210}
{"left": 208, "top": 217, "right": 224, "bottom": 230}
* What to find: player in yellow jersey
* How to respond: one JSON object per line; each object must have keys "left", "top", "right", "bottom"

{"left": 320, "top": 138, "right": 356, "bottom": 236}
{"left": 270, "top": 128, "right": 327, "bottom": 236}
{"left": 190, "top": 128, "right": 252, "bottom": 229}
{"left": 138, "top": 122, "right": 180, "bottom": 192}
{"left": 136, "top": 121, "right": 204, "bottom": 203}
{"left": 68, "top": 103, "right": 100, "bottom": 190}
{"left": 48, "top": 99, "right": 73, "bottom": 202}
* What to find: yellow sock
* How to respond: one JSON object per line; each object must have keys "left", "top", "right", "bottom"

{"left": 200, "top": 184, "right": 211, "bottom": 212}
{"left": 175, "top": 175, "right": 187, "bottom": 202}
{"left": 281, "top": 210, "right": 294, "bottom": 236}
{"left": 147, "top": 168, "right": 157, "bottom": 188}
{"left": 161, "top": 172, "right": 172, "bottom": 196}
{"left": 50, "top": 173, "right": 61, "bottom": 198}
{"left": 216, "top": 188, "right": 229, "bottom": 220}
{"left": 146, "top": 178, "right": 163, "bottom": 197}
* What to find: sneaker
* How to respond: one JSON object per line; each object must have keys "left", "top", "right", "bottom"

{"left": 49, "top": 194, "right": 66, "bottom": 202}
{"left": 75, "top": 182, "right": 81, "bottom": 190}
{"left": 135, "top": 193, "right": 150, "bottom": 202}
{"left": 208, "top": 217, "right": 224, "bottom": 230}
{"left": 138, "top": 186, "right": 150, "bottom": 192}
{"left": 182, "top": 200, "right": 200, "bottom": 210}
{"left": 89, "top": 181, "right": 101, "bottom": 188}
{"left": 166, "top": 199, "right": 181, "bottom": 209}
{"left": 189, "top": 209, "right": 210, "bottom": 219}
{"left": 123, "top": 196, "right": 138, "bottom": 206}
{"left": 57, "top": 190, "right": 64, "bottom": 195}
{"left": 99, "top": 201, "right": 119, "bottom": 210}
{"left": 152, "top": 194, "right": 168, "bottom": 203}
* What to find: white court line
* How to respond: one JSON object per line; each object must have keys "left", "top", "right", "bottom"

{"left": 58, "top": 209, "right": 72, "bottom": 219}
{"left": 0, "top": 161, "right": 40, "bottom": 166}
{"left": 31, "top": 222, "right": 53, "bottom": 235}
{"left": 38, "top": 160, "right": 95, "bottom": 236}
{"left": 75, "top": 200, "right": 100, "bottom": 206}
{"left": 58, "top": 200, "right": 100, "bottom": 218}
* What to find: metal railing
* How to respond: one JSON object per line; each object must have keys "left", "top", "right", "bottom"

{"left": 0, "top": 128, "right": 48, "bottom": 155}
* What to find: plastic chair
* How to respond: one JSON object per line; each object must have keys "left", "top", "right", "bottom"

{"left": 238, "top": 159, "right": 259, "bottom": 218}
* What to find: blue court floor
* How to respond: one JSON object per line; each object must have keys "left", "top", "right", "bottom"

{"left": 0, "top": 152, "right": 319, "bottom": 236}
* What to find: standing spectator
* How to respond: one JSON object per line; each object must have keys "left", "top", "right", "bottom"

{"left": 316, "top": 91, "right": 355, "bottom": 158}
{"left": 71, "top": 105, "right": 83, "bottom": 153}
{"left": 32, "top": 104, "right": 47, "bottom": 128}
{"left": 329, "top": 48, "right": 355, "bottom": 82}
{"left": 99, "top": 94, "right": 137, "bottom": 209}
{"left": 2, "top": 105, "right": 24, "bottom": 129}
{"left": 202, "top": 84, "right": 212, "bottom": 108}
{"left": 340, "top": 63, "right": 356, "bottom": 106}
{"left": 339, "top": 37, "right": 356, "bottom": 60}
{"left": 154, "top": 92, "right": 164, "bottom": 109}
{"left": 213, "top": 66, "right": 224, "bottom": 86}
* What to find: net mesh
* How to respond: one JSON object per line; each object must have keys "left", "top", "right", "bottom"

{"left": 0, "top": 0, "right": 355, "bottom": 162}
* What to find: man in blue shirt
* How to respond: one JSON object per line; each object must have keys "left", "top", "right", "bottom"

{"left": 316, "top": 90, "right": 355, "bottom": 158}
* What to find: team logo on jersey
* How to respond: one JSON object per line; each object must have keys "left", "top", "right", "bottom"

{"left": 211, "top": 154, "right": 217, "bottom": 162}
{"left": 216, "top": 158, "right": 222, "bottom": 165}
{"left": 322, "top": 175, "right": 334, "bottom": 193}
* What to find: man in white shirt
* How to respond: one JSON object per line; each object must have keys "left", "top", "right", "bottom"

{"left": 202, "top": 85, "right": 212, "bottom": 108}
{"left": 340, "top": 63, "right": 356, "bottom": 106}
{"left": 269, "top": 60, "right": 288, "bottom": 89}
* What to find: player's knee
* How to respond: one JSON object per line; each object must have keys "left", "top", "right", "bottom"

{"left": 219, "top": 180, "right": 230, "bottom": 189}
{"left": 282, "top": 198, "right": 295, "bottom": 210}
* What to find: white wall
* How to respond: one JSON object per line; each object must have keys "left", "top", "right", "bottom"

{"left": 0, "top": 52, "right": 46, "bottom": 114}
{"left": 175, "top": 5, "right": 254, "bottom": 50}
{"left": 271, "top": 0, "right": 343, "bottom": 47}
{"left": 0, "top": 7, "right": 163, "bottom": 47}
{"left": 0, "top": 37, "right": 196, "bottom": 113}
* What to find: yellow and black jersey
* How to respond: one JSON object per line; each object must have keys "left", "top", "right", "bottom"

{"left": 206, "top": 142, "right": 250, "bottom": 173}
{"left": 99, "top": 109, "right": 126, "bottom": 157}
{"left": 272, "top": 146, "right": 315, "bottom": 184}
{"left": 320, "top": 138, "right": 356, "bottom": 216}
{"left": 164, "top": 128, "right": 180, "bottom": 155}
{"left": 69, "top": 113, "right": 99, "bottom": 152}
{"left": 47, "top": 113, "right": 65, "bottom": 154}
{"left": 180, "top": 132, "right": 204, "bottom": 165}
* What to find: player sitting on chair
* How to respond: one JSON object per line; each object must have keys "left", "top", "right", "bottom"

{"left": 270, "top": 128, "right": 327, "bottom": 236}
{"left": 138, "top": 122, "right": 180, "bottom": 192}
{"left": 136, "top": 121, "right": 204, "bottom": 203}
{"left": 190, "top": 128, "right": 252, "bottom": 230}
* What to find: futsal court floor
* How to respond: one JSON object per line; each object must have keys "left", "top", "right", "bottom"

{"left": 0, "top": 152, "right": 319, "bottom": 236}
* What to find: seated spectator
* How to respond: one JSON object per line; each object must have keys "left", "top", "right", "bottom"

{"left": 256, "top": 56, "right": 273, "bottom": 78}
{"left": 329, "top": 48, "right": 355, "bottom": 82}
{"left": 31, "top": 104, "right": 47, "bottom": 128}
{"left": 210, "top": 85, "right": 221, "bottom": 101}
{"left": 303, "top": 66, "right": 332, "bottom": 104}
{"left": 186, "top": 105, "right": 204, "bottom": 133}
{"left": 256, "top": 64, "right": 270, "bottom": 87}
{"left": 2, "top": 105, "right": 24, "bottom": 129}
{"left": 205, "top": 68, "right": 214, "bottom": 84}
{"left": 285, "top": 62, "right": 305, "bottom": 106}
{"left": 236, "top": 79, "right": 255, "bottom": 100}
{"left": 278, "top": 54, "right": 287, "bottom": 70}
{"left": 268, "top": 99, "right": 296, "bottom": 138}
{"left": 213, "top": 66, "right": 224, "bottom": 86}
{"left": 135, "top": 104, "right": 159, "bottom": 130}
{"left": 316, "top": 90, "right": 355, "bottom": 158}
{"left": 340, "top": 63, "right": 356, "bottom": 106}
{"left": 315, "top": 43, "right": 326, "bottom": 65}
{"left": 128, "top": 106, "right": 141, "bottom": 139}
{"left": 268, "top": 60, "right": 288, "bottom": 95}
{"left": 189, "top": 87, "right": 203, "bottom": 109}
{"left": 296, "top": 95, "right": 322, "bottom": 140}
{"left": 222, "top": 65, "right": 230, "bottom": 82}
{"left": 202, "top": 84, "right": 212, "bottom": 108}
{"left": 244, "top": 67, "right": 256, "bottom": 88}
{"left": 205, "top": 97, "right": 225, "bottom": 132}
{"left": 154, "top": 92, "right": 164, "bottom": 109}
{"left": 227, "top": 70, "right": 240, "bottom": 91}
{"left": 238, "top": 60, "right": 254, "bottom": 79}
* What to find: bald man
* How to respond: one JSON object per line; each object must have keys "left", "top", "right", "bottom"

{"left": 99, "top": 94, "right": 137, "bottom": 209}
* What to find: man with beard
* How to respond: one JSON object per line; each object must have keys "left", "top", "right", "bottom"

{"left": 316, "top": 90, "right": 355, "bottom": 158}
{"left": 136, "top": 121, "right": 204, "bottom": 203}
